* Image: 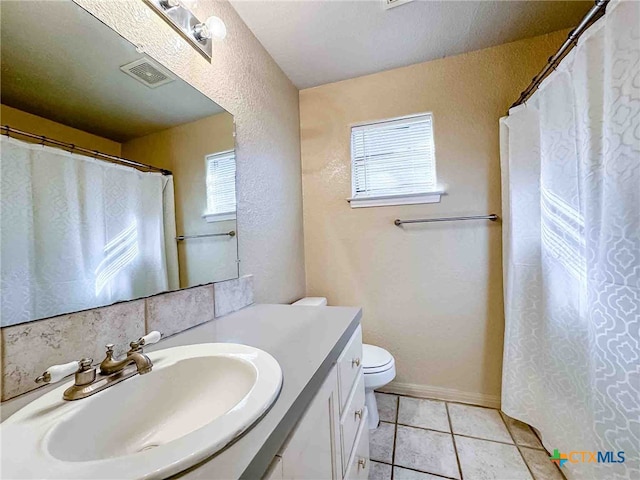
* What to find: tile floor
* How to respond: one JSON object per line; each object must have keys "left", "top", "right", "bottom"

{"left": 369, "top": 393, "right": 566, "bottom": 480}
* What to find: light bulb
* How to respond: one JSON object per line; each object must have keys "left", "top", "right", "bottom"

{"left": 204, "top": 15, "right": 226, "bottom": 41}
{"left": 192, "top": 22, "right": 210, "bottom": 42}
{"left": 160, "top": 0, "right": 179, "bottom": 9}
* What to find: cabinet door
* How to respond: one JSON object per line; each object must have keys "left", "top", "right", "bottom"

{"left": 281, "top": 366, "right": 341, "bottom": 480}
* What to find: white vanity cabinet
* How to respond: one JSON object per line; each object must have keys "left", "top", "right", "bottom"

{"left": 268, "top": 325, "right": 368, "bottom": 480}
{"left": 279, "top": 366, "right": 341, "bottom": 480}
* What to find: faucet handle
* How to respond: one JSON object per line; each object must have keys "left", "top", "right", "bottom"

{"left": 129, "top": 331, "right": 162, "bottom": 351}
{"left": 35, "top": 358, "right": 93, "bottom": 384}
{"left": 141, "top": 331, "right": 162, "bottom": 345}
{"left": 102, "top": 343, "right": 116, "bottom": 360}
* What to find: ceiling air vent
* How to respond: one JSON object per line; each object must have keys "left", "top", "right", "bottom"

{"left": 119, "top": 58, "right": 176, "bottom": 89}
{"left": 383, "top": 0, "right": 414, "bottom": 10}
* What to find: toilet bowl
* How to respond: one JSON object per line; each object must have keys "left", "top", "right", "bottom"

{"left": 362, "top": 344, "right": 396, "bottom": 429}
{"left": 292, "top": 297, "right": 396, "bottom": 430}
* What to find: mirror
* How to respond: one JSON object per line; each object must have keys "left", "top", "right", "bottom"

{"left": 0, "top": 1, "right": 238, "bottom": 327}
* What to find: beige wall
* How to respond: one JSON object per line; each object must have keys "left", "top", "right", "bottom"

{"left": 123, "top": 112, "right": 237, "bottom": 288}
{"left": 300, "top": 31, "right": 567, "bottom": 405}
{"left": 74, "top": 0, "right": 305, "bottom": 303}
{"left": 0, "top": 104, "right": 121, "bottom": 156}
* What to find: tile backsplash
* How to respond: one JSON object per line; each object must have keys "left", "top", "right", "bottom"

{"left": 214, "top": 275, "right": 254, "bottom": 317}
{"left": 0, "top": 275, "right": 254, "bottom": 401}
{"left": 146, "top": 285, "right": 215, "bottom": 337}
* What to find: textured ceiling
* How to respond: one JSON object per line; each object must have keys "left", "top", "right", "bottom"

{"left": 230, "top": 0, "right": 592, "bottom": 89}
{"left": 1, "top": 1, "right": 225, "bottom": 142}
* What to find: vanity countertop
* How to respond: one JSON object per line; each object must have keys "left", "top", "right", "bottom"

{"left": 1, "top": 303, "right": 362, "bottom": 480}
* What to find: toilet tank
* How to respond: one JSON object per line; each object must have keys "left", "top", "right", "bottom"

{"left": 292, "top": 297, "right": 327, "bottom": 307}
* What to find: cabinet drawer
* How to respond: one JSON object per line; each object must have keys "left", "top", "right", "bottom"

{"left": 340, "top": 373, "right": 365, "bottom": 471}
{"left": 337, "top": 325, "right": 363, "bottom": 412}
{"left": 344, "top": 408, "right": 370, "bottom": 480}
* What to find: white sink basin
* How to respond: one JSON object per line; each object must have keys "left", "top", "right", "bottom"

{"left": 1, "top": 343, "right": 282, "bottom": 479}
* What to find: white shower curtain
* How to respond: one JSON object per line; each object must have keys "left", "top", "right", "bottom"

{"left": 500, "top": 1, "right": 639, "bottom": 479}
{"left": 0, "top": 136, "right": 179, "bottom": 327}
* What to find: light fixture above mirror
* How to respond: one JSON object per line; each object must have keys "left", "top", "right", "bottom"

{"left": 143, "top": 0, "right": 227, "bottom": 61}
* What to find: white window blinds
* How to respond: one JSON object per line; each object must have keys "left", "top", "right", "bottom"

{"left": 351, "top": 113, "right": 437, "bottom": 200}
{"left": 205, "top": 150, "right": 236, "bottom": 217}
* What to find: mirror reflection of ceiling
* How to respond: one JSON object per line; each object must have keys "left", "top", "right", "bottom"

{"left": 0, "top": 1, "right": 224, "bottom": 142}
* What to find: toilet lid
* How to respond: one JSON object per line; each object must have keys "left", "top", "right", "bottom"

{"left": 362, "top": 344, "right": 393, "bottom": 370}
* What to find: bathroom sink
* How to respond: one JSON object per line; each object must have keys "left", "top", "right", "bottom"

{"left": 1, "top": 343, "right": 282, "bottom": 479}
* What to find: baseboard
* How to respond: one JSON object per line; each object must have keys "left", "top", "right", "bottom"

{"left": 379, "top": 381, "right": 501, "bottom": 409}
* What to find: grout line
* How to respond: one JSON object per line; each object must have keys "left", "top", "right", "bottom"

{"left": 390, "top": 395, "right": 399, "bottom": 480}
{"left": 525, "top": 425, "right": 567, "bottom": 479}
{"left": 500, "top": 411, "right": 566, "bottom": 479}
{"left": 452, "top": 432, "right": 516, "bottom": 447}
{"left": 396, "top": 422, "right": 451, "bottom": 435}
{"left": 528, "top": 422, "right": 546, "bottom": 448}
{"left": 500, "top": 411, "right": 536, "bottom": 480}
{"left": 379, "top": 390, "right": 498, "bottom": 409}
{"left": 393, "top": 463, "right": 460, "bottom": 480}
{"left": 520, "top": 446, "right": 568, "bottom": 480}
{"left": 498, "top": 411, "right": 545, "bottom": 450}
{"left": 443, "top": 398, "right": 502, "bottom": 411}
{"left": 395, "top": 421, "right": 517, "bottom": 448}
{"left": 445, "top": 402, "right": 464, "bottom": 480}
{"left": 554, "top": 458, "right": 568, "bottom": 479}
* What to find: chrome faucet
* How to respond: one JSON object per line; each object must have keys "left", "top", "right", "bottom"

{"left": 35, "top": 331, "right": 162, "bottom": 401}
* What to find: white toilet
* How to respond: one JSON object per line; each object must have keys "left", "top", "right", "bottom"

{"left": 292, "top": 297, "right": 396, "bottom": 429}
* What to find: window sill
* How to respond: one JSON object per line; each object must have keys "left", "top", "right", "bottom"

{"left": 202, "top": 212, "right": 236, "bottom": 223}
{"left": 347, "top": 191, "right": 444, "bottom": 208}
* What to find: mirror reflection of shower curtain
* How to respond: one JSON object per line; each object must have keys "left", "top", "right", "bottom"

{"left": 0, "top": 136, "right": 179, "bottom": 327}
{"left": 499, "top": 1, "right": 639, "bottom": 479}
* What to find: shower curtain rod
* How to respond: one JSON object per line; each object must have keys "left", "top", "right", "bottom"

{"left": 1, "top": 125, "right": 172, "bottom": 176}
{"left": 510, "top": 0, "right": 609, "bottom": 110}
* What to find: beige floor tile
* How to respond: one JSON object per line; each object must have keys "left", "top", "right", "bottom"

{"left": 520, "top": 447, "right": 565, "bottom": 480}
{"left": 394, "top": 466, "right": 451, "bottom": 479}
{"left": 395, "top": 425, "right": 460, "bottom": 479}
{"left": 370, "top": 421, "right": 395, "bottom": 464}
{"left": 398, "top": 397, "right": 450, "bottom": 432}
{"left": 375, "top": 392, "right": 398, "bottom": 423}
{"left": 455, "top": 435, "right": 532, "bottom": 480}
{"left": 448, "top": 404, "right": 512, "bottom": 443}
{"left": 369, "top": 461, "right": 392, "bottom": 480}
{"left": 501, "top": 413, "right": 544, "bottom": 449}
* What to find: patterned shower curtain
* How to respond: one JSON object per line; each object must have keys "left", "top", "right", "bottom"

{"left": 0, "top": 136, "right": 179, "bottom": 326}
{"left": 499, "top": 1, "right": 639, "bottom": 479}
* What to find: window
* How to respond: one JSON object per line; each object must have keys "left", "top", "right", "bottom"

{"left": 203, "top": 150, "right": 236, "bottom": 222}
{"left": 349, "top": 113, "right": 441, "bottom": 208}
